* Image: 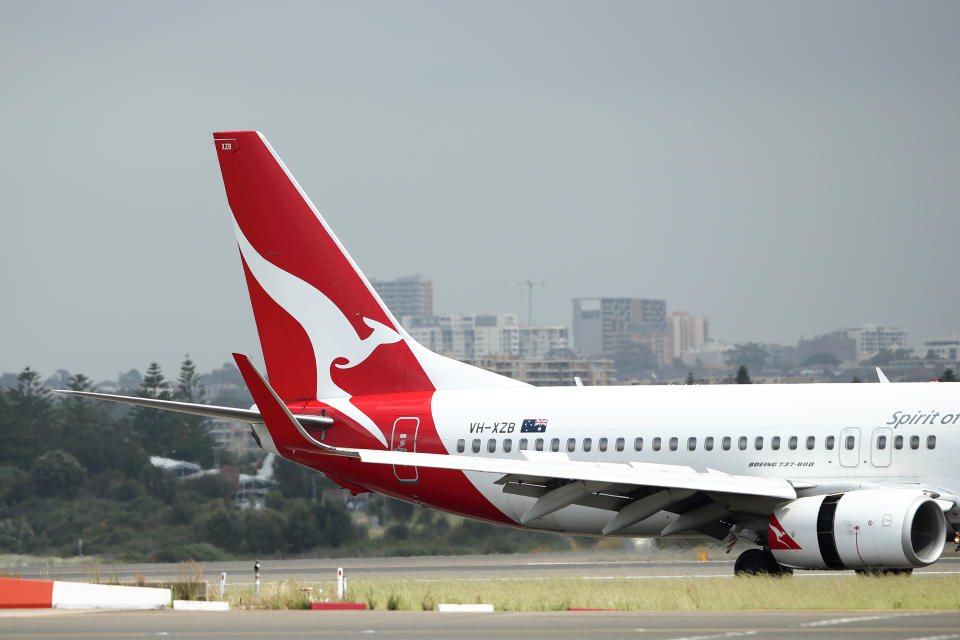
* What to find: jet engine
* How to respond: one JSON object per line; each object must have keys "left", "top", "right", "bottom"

{"left": 768, "top": 489, "right": 945, "bottom": 570}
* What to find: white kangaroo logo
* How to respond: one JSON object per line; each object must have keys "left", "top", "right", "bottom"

{"left": 234, "top": 220, "right": 400, "bottom": 447}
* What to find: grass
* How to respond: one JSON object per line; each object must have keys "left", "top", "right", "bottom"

{"left": 218, "top": 574, "right": 960, "bottom": 611}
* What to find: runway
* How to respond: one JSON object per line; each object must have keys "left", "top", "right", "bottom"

{"left": 9, "top": 550, "right": 960, "bottom": 585}
{"left": 1, "top": 609, "right": 959, "bottom": 640}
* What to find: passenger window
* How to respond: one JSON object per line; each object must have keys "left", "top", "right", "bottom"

{"left": 567, "top": 438, "right": 576, "bottom": 453}
{"left": 910, "top": 435, "right": 920, "bottom": 450}
{"left": 771, "top": 436, "right": 780, "bottom": 451}
{"left": 705, "top": 436, "right": 714, "bottom": 451}
{"left": 583, "top": 437, "right": 592, "bottom": 452}
{"left": 722, "top": 436, "right": 731, "bottom": 451}
{"left": 738, "top": 436, "right": 747, "bottom": 451}
{"left": 550, "top": 438, "right": 560, "bottom": 452}
{"left": 755, "top": 436, "right": 764, "bottom": 450}
{"left": 503, "top": 439, "right": 513, "bottom": 453}
{"left": 927, "top": 435, "right": 936, "bottom": 449}
{"left": 616, "top": 437, "right": 625, "bottom": 452}
{"left": 599, "top": 438, "right": 608, "bottom": 452}
{"left": 457, "top": 439, "right": 465, "bottom": 453}
{"left": 845, "top": 435, "right": 855, "bottom": 450}
{"left": 472, "top": 439, "right": 481, "bottom": 453}
{"left": 806, "top": 436, "right": 815, "bottom": 450}
{"left": 669, "top": 437, "right": 678, "bottom": 451}
{"left": 634, "top": 437, "right": 643, "bottom": 451}
{"left": 826, "top": 436, "right": 835, "bottom": 450}
{"left": 519, "top": 438, "right": 528, "bottom": 450}
{"left": 894, "top": 435, "right": 903, "bottom": 449}
{"left": 687, "top": 437, "right": 696, "bottom": 451}
{"left": 488, "top": 439, "right": 496, "bottom": 453}
{"left": 877, "top": 435, "right": 887, "bottom": 450}
{"left": 653, "top": 437, "right": 662, "bottom": 452}
{"left": 788, "top": 436, "right": 797, "bottom": 450}
{"left": 535, "top": 438, "right": 544, "bottom": 452}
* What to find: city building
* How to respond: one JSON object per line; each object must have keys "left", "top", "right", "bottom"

{"left": 519, "top": 326, "right": 569, "bottom": 359}
{"left": 209, "top": 419, "right": 259, "bottom": 458}
{"left": 572, "top": 297, "right": 667, "bottom": 356}
{"left": 923, "top": 337, "right": 959, "bottom": 360}
{"left": 798, "top": 324, "right": 909, "bottom": 364}
{"left": 681, "top": 340, "right": 732, "bottom": 370}
{"left": 403, "top": 313, "right": 520, "bottom": 360}
{"left": 846, "top": 325, "right": 909, "bottom": 362}
{"left": 667, "top": 312, "right": 709, "bottom": 360}
{"left": 466, "top": 355, "right": 613, "bottom": 386}
{"left": 797, "top": 330, "right": 856, "bottom": 364}
{"left": 371, "top": 274, "right": 433, "bottom": 317}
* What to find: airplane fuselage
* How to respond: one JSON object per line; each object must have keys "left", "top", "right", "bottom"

{"left": 277, "top": 381, "right": 960, "bottom": 537}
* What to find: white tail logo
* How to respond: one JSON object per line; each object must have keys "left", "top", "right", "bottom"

{"left": 234, "top": 220, "right": 399, "bottom": 446}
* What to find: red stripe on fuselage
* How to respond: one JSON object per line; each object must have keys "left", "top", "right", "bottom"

{"left": 288, "top": 391, "right": 513, "bottom": 526}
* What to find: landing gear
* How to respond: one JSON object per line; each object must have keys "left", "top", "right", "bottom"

{"left": 734, "top": 548, "right": 792, "bottom": 576}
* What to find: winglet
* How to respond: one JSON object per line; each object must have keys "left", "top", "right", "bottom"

{"left": 876, "top": 367, "right": 890, "bottom": 383}
{"left": 232, "top": 353, "right": 356, "bottom": 457}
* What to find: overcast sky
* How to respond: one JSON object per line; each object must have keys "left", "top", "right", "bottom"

{"left": 2, "top": 1, "right": 958, "bottom": 381}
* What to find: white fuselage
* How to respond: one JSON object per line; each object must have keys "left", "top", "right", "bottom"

{"left": 429, "top": 382, "right": 960, "bottom": 535}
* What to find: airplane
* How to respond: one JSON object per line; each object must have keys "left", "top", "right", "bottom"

{"left": 59, "top": 130, "right": 960, "bottom": 576}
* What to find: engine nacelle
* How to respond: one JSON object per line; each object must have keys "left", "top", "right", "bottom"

{"left": 769, "top": 489, "right": 946, "bottom": 570}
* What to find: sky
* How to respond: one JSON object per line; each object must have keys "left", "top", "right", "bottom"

{"left": 1, "top": 1, "right": 958, "bottom": 382}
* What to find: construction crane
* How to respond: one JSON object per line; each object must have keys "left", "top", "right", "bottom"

{"left": 519, "top": 280, "right": 545, "bottom": 326}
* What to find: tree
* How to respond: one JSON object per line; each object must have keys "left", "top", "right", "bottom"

{"left": 2, "top": 368, "right": 56, "bottom": 467}
{"left": 171, "top": 356, "right": 215, "bottom": 466}
{"left": 58, "top": 373, "right": 148, "bottom": 477}
{"left": 735, "top": 366, "right": 751, "bottom": 384}
{"left": 31, "top": 450, "right": 86, "bottom": 497}
{"left": 868, "top": 349, "right": 911, "bottom": 367}
{"left": 851, "top": 376, "right": 862, "bottom": 383}
{"left": 613, "top": 342, "right": 658, "bottom": 380}
{"left": 939, "top": 368, "right": 957, "bottom": 382}
{"left": 725, "top": 343, "right": 767, "bottom": 372}
{"left": 803, "top": 351, "right": 841, "bottom": 367}
{"left": 685, "top": 372, "right": 696, "bottom": 385}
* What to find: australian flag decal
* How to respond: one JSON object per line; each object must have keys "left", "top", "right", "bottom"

{"left": 521, "top": 418, "right": 548, "bottom": 433}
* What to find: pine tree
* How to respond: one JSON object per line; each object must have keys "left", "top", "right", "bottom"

{"left": 2, "top": 368, "right": 56, "bottom": 467}
{"left": 131, "top": 362, "right": 176, "bottom": 457}
{"left": 685, "top": 372, "right": 696, "bottom": 385}
{"left": 939, "top": 368, "right": 957, "bottom": 382}
{"left": 173, "top": 356, "right": 215, "bottom": 466}
{"left": 735, "top": 365, "right": 752, "bottom": 384}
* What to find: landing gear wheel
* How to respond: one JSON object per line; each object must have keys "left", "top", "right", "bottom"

{"left": 734, "top": 549, "right": 792, "bottom": 576}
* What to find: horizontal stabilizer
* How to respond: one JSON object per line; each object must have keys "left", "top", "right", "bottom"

{"left": 54, "top": 389, "right": 333, "bottom": 429}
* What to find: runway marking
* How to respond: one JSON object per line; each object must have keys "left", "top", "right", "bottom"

{"left": 663, "top": 632, "right": 757, "bottom": 640}
{"left": 795, "top": 611, "right": 931, "bottom": 627}
{"left": 903, "top": 635, "right": 960, "bottom": 640}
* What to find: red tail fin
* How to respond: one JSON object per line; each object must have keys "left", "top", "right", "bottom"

{"left": 213, "top": 132, "right": 524, "bottom": 419}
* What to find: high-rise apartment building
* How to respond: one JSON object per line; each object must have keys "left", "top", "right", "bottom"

{"left": 403, "top": 313, "right": 520, "bottom": 360}
{"left": 371, "top": 274, "right": 433, "bottom": 318}
{"left": 572, "top": 297, "right": 667, "bottom": 356}
{"left": 519, "top": 326, "right": 569, "bottom": 359}
{"left": 667, "top": 312, "right": 709, "bottom": 360}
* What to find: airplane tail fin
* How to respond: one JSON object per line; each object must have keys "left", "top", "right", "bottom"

{"left": 212, "top": 131, "right": 524, "bottom": 404}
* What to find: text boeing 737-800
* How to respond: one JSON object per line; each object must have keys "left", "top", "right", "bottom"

{"left": 60, "top": 131, "right": 960, "bottom": 575}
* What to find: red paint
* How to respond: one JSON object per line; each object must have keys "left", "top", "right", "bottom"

{"left": 0, "top": 578, "right": 54, "bottom": 608}
{"left": 767, "top": 514, "right": 802, "bottom": 550}
{"left": 309, "top": 602, "right": 367, "bottom": 610}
